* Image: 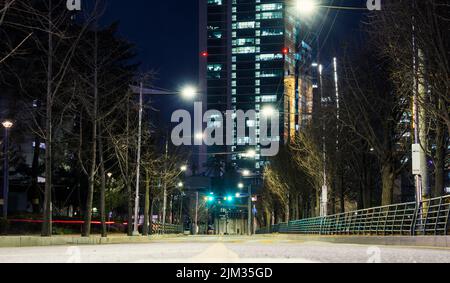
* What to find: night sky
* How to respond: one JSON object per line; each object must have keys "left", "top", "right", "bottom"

{"left": 101, "top": 0, "right": 365, "bottom": 90}
{"left": 102, "top": 0, "right": 199, "bottom": 90}
{"left": 99, "top": 1, "right": 366, "bottom": 128}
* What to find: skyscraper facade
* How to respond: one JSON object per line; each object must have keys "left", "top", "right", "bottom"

{"left": 199, "top": 0, "right": 313, "bottom": 176}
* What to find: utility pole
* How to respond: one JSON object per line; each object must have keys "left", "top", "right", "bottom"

{"left": 319, "top": 63, "right": 328, "bottom": 217}
{"left": 315, "top": 33, "right": 328, "bottom": 217}
{"left": 162, "top": 136, "right": 169, "bottom": 233}
{"left": 132, "top": 82, "right": 143, "bottom": 236}
{"left": 194, "top": 191, "right": 199, "bottom": 235}
{"left": 411, "top": 0, "right": 428, "bottom": 208}
{"left": 247, "top": 184, "right": 252, "bottom": 236}
{"left": 2, "top": 121, "right": 13, "bottom": 219}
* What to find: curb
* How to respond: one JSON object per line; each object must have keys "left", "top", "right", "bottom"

{"left": 260, "top": 234, "right": 450, "bottom": 248}
{"left": 0, "top": 234, "right": 184, "bottom": 248}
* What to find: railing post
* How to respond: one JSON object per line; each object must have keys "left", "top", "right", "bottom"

{"left": 434, "top": 197, "right": 443, "bottom": 236}
{"left": 423, "top": 199, "right": 431, "bottom": 235}
{"left": 319, "top": 217, "right": 324, "bottom": 235}
{"left": 411, "top": 202, "right": 419, "bottom": 236}
{"left": 444, "top": 199, "right": 450, "bottom": 236}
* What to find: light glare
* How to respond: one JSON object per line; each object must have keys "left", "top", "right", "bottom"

{"left": 295, "top": 0, "right": 317, "bottom": 15}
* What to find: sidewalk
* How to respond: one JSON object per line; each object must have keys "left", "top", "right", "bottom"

{"left": 0, "top": 234, "right": 184, "bottom": 248}
{"left": 259, "top": 234, "right": 450, "bottom": 248}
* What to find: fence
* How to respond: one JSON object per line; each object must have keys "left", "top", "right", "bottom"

{"left": 257, "top": 195, "right": 450, "bottom": 236}
{"left": 152, "top": 223, "right": 184, "bottom": 234}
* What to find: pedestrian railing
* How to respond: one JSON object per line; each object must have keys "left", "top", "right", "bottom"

{"left": 257, "top": 195, "right": 450, "bottom": 236}
{"left": 152, "top": 222, "right": 183, "bottom": 234}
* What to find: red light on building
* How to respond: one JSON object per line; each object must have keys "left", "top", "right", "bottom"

{"left": 282, "top": 47, "right": 289, "bottom": 55}
{"left": 201, "top": 51, "right": 208, "bottom": 57}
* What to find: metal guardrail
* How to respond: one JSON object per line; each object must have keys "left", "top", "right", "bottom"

{"left": 257, "top": 196, "right": 450, "bottom": 236}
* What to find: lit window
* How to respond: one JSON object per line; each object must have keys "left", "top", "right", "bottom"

{"left": 237, "top": 21, "right": 255, "bottom": 29}
{"left": 261, "top": 12, "right": 282, "bottom": 19}
{"left": 233, "top": 46, "right": 256, "bottom": 54}
{"left": 260, "top": 3, "right": 283, "bottom": 11}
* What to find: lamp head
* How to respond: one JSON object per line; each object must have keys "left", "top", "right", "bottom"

{"left": 2, "top": 120, "right": 13, "bottom": 129}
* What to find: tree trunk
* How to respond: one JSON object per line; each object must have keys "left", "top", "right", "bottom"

{"left": 149, "top": 198, "right": 155, "bottom": 235}
{"left": 340, "top": 173, "right": 345, "bottom": 213}
{"left": 31, "top": 132, "right": 41, "bottom": 213}
{"left": 381, "top": 162, "right": 395, "bottom": 206}
{"left": 42, "top": 0, "right": 53, "bottom": 237}
{"left": 433, "top": 105, "right": 446, "bottom": 198}
{"left": 265, "top": 208, "right": 271, "bottom": 233}
{"left": 284, "top": 194, "right": 290, "bottom": 222}
{"left": 127, "top": 181, "right": 133, "bottom": 236}
{"left": 82, "top": 29, "right": 99, "bottom": 237}
{"left": 98, "top": 124, "right": 107, "bottom": 238}
{"left": 143, "top": 171, "right": 151, "bottom": 236}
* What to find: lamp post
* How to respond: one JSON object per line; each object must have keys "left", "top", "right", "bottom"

{"left": 130, "top": 83, "right": 197, "bottom": 236}
{"left": 241, "top": 169, "right": 253, "bottom": 236}
{"left": 2, "top": 120, "right": 13, "bottom": 219}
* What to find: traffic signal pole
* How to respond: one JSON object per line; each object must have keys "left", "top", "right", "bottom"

{"left": 247, "top": 184, "right": 252, "bottom": 236}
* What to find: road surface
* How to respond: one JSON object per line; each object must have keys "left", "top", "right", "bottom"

{"left": 0, "top": 235, "right": 449, "bottom": 263}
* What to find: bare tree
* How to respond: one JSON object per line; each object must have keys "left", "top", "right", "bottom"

{"left": 369, "top": 0, "right": 449, "bottom": 197}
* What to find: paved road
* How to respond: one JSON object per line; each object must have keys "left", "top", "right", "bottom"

{"left": 0, "top": 236, "right": 449, "bottom": 263}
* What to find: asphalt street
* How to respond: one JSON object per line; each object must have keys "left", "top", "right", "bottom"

{"left": 0, "top": 236, "right": 449, "bottom": 263}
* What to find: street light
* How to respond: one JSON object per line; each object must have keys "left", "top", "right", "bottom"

{"left": 261, "top": 105, "right": 277, "bottom": 117}
{"left": 2, "top": 120, "right": 13, "bottom": 219}
{"left": 295, "top": 0, "right": 317, "bottom": 15}
{"left": 178, "top": 182, "right": 184, "bottom": 188}
{"left": 244, "top": 149, "right": 256, "bottom": 159}
{"left": 180, "top": 165, "right": 188, "bottom": 172}
{"left": 238, "top": 183, "right": 244, "bottom": 189}
{"left": 194, "top": 132, "right": 204, "bottom": 143}
{"left": 2, "top": 121, "right": 13, "bottom": 129}
{"left": 242, "top": 169, "right": 251, "bottom": 177}
{"left": 131, "top": 83, "right": 196, "bottom": 236}
{"left": 181, "top": 85, "right": 197, "bottom": 100}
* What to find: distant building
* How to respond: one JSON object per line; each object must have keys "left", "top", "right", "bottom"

{"left": 199, "top": 0, "right": 314, "bottom": 177}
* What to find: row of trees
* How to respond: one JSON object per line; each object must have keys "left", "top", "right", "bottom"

{"left": 259, "top": 0, "right": 449, "bottom": 225}
{"left": 1, "top": 1, "right": 187, "bottom": 237}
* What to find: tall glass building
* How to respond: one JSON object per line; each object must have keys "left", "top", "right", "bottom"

{"left": 199, "top": 0, "right": 313, "bottom": 176}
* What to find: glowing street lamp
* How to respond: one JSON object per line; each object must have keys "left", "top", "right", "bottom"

{"left": 244, "top": 149, "right": 257, "bottom": 158}
{"left": 180, "top": 165, "right": 188, "bottom": 172}
{"left": 2, "top": 121, "right": 13, "bottom": 129}
{"left": 130, "top": 83, "right": 197, "bottom": 236}
{"left": 2, "top": 120, "right": 13, "bottom": 218}
{"left": 181, "top": 85, "right": 197, "bottom": 100}
{"left": 238, "top": 183, "right": 244, "bottom": 189}
{"left": 194, "top": 132, "right": 204, "bottom": 142}
{"left": 242, "top": 170, "right": 251, "bottom": 177}
{"left": 295, "top": 0, "right": 317, "bottom": 15}
{"left": 261, "top": 105, "right": 277, "bottom": 117}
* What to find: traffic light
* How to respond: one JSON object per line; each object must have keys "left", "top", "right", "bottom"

{"left": 225, "top": 196, "right": 233, "bottom": 202}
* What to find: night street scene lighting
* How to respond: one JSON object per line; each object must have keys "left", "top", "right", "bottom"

{"left": 0, "top": 0, "right": 448, "bottom": 268}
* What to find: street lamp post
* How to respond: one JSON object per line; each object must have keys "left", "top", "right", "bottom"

{"left": 130, "top": 83, "right": 197, "bottom": 236}
{"left": 132, "top": 83, "right": 144, "bottom": 236}
{"left": 241, "top": 169, "right": 253, "bottom": 236}
{"left": 2, "top": 120, "right": 13, "bottom": 219}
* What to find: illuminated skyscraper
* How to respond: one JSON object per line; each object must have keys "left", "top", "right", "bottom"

{"left": 199, "top": 0, "right": 313, "bottom": 175}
